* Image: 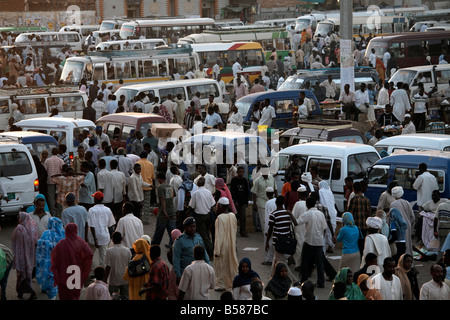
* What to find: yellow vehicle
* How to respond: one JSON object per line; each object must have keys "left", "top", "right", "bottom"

{"left": 190, "top": 42, "right": 265, "bottom": 84}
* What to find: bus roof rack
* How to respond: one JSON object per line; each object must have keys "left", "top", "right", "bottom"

{"left": 87, "top": 43, "right": 193, "bottom": 58}
{"left": 0, "top": 85, "right": 80, "bottom": 97}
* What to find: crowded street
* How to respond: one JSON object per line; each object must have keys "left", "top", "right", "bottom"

{"left": 0, "top": 0, "right": 450, "bottom": 306}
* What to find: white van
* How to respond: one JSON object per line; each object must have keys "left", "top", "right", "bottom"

{"left": 0, "top": 136, "right": 39, "bottom": 217}
{"left": 95, "top": 39, "right": 166, "bottom": 51}
{"left": 15, "top": 117, "right": 96, "bottom": 158}
{"left": 0, "top": 86, "right": 88, "bottom": 131}
{"left": 114, "top": 78, "right": 229, "bottom": 114}
{"left": 272, "top": 141, "right": 381, "bottom": 212}
{"left": 389, "top": 64, "right": 450, "bottom": 95}
{"left": 14, "top": 31, "right": 84, "bottom": 51}
{"left": 59, "top": 25, "right": 100, "bottom": 42}
{"left": 374, "top": 133, "right": 450, "bottom": 155}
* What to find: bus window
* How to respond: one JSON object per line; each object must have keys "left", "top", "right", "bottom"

{"left": 52, "top": 96, "right": 85, "bottom": 112}
{"left": 381, "top": 23, "right": 393, "bottom": 34}
{"left": 65, "top": 33, "right": 80, "bottom": 42}
{"left": 93, "top": 63, "right": 105, "bottom": 81}
{"left": 171, "top": 57, "right": 193, "bottom": 75}
{"left": 246, "top": 49, "right": 264, "bottom": 66}
{"left": 437, "top": 70, "right": 450, "bottom": 84}
{"left": 0, "top": 100, "right": 9, "bottom": 114}
{"left": 106, "top": 62, "right": 114, "bottom": 80}
{"left": 394, "top": 23, "right": 405, "bottom": 33}
{"left": 17, "top": 98, "right": 46, "bottom": 114}
{"left": 115, "top": 61, "right": 131, "bottom": 79}
{"left": 141, "top": 60, "right": 157, "bottom": 77}
{"left": 391, "top": 42, "right": 401, "bottom": 58}
{"left": 308, "top": 158, "right": 332, "bottom": 180}
{"left": 406, "top": 40, "right": 424, "bottom": 57}
{"left": 427, "top": 39, "right": 444, "bottom": 56}
{"left": 157, "top": 59, "right": 168, "bottom": 76}
{"left": 187, "top": 84, "right": 219, "bottom": 99}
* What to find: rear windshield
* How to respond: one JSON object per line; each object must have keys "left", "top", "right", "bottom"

{"left": 0, "top": 151, "right": 32, "bottom": 176}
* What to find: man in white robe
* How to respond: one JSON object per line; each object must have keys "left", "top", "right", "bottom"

{"left": 413, "top": 162, "right": 439, "bottom": 209}
{"left": 361, "top": 217, "right": 391, "bottom": 272}
{"left": 390, "top": 85, "right": 411, "bottom": 122}
{"left": 292, "top": 186, "right": 308, "bottom": 270}
{"left": 214, "top": 197, "right": 239, "bottom": 291}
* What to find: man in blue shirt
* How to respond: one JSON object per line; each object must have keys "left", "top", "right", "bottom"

{"left": 172, "top": 217, "right": 211, "bottom": 282}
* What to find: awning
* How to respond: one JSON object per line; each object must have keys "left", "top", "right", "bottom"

{"left": 299, "top": 0, "right": 325, "bottom": 3}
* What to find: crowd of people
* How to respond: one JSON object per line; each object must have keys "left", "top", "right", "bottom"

{"left": 1, "top": 130, "right": 450, "bottom": 301}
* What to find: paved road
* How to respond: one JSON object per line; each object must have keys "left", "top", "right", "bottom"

{"left": 0, "top": 211, "right": 437, "bottom": 301}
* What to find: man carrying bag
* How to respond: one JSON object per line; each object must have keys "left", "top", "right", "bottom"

{"left": 265, "top": 195, "right": 298, "bottom": 282}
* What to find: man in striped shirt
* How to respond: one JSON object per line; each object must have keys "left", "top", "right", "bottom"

{"left": 265, "top": 195, "right": 298, "bottom": 280}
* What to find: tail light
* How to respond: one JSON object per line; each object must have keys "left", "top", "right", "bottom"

{"left": 34, "top": 179, "right": 39, "bottom": 192}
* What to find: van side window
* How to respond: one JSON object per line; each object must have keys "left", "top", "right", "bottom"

{"left": 122, "top": 125, "right": 135, "bottom": 142}
{"left": 187, "top": 84, "right": 219, "bottom": 99}
{"left": 17, "top": 98, "right": 46, "bottom": 114}
{"left": 93, "top": 64, "right": 105, "bottom": 81}
{"left": 393, "top": 167, "right": 444, "bottom": 192}
{"left": 308, "top": 158, "right": 332, "bottom": 180}
{"left": 160, "top": 87, "right": 185, "bottom": 102}
{"left": 347, "top": 152, "right": 379, "bottom": 180}
{"left": 331, "top": 160, "right": 341, "bottom": 180}
{"left": 49, "top": 130, "right": 67, "bottom": 146}
{"left": 275, "top": 99, "right": 295, "bottom": 114}
{"left": 106, "top": 124, "right": 122, "bottom": 140}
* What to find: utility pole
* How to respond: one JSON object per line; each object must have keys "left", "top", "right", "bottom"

{"left": 339, "top": 0, "right": 354, "bottom": 93}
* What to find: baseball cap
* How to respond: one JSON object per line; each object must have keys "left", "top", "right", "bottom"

{"left": 92, "top": 191, "right": 104, "bottom": 200}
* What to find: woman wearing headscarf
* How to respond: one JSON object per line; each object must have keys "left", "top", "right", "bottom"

{"left": 264, "top": 261, "right": 292, "bottom": 300}
{"left": 319, "top": 180, "right": 338, "bottom": 251}
{"left": 11, "top": 212, "right": 39, "bottom": 299}
{"left": 232, "top": 257, "right": 260, "bottom": 300}
{"left": 389, "top": 207, "right": 409, "bottom": 264}
{"left": 301, "top": 172, "right": 314, "bottom": 193}
{"left": 214, "top": 178, "right": 236, "bottom": 214}
{"left": 328, "top": 267, "right": 365, "bottom": 300}
{"left": 390, "top": 186, "right": 415, "bottom": 258}
{"left": 395, "top": 253, "right": 420, "bottom": 300}
{"left": 336, "top": 212, "right": 361, "bottom": 274}
{"left": 50, "top": 223, "right": 93, "bottom": 300}
{"left": 167, "top": 229, "right": 182, "bottom": 300}
{"left": 36, "top": 217, "right": 65, "bottom": 300}
{"left": 357, "top": 274, "right": 383, "bottom": 300}
{"left": 123, "top": 238, "right": 151, "bottom": 300}
{"left": 26, "top": 193, "right": 50, "bottom": 215}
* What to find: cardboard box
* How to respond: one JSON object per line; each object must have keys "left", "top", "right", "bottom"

{"left": 150, "top": 123, "right": 183, "bottom": 138}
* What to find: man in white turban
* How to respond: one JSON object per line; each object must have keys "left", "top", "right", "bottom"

{"left": 361, "top": 216, "right": 391, "bottom": 272}
{"left": 390, "top": 186, "right": 415, "bottom": 257}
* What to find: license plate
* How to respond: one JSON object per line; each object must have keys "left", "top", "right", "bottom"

{"left": 7, "top": 193, "right": 15, "bottom": 200}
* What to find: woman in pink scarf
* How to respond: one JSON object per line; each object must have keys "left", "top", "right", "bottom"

{"left": 215, "top": 178, "right": 236, "bottom": 214}
{"left": 11, "top": 212, "right": 38, "bottom": 299}
{"left": 50, "top": 223, "right": 93, "bottom": 300}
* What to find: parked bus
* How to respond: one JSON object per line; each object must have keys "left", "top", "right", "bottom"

{"left": 0, "top": 26, "right": 48, "bottom": 34}
{"left": 179, "top": 27, "right": 293, "bottom": 60}
{"left": 60, "top": 44, "right": 199, "bottom": 86}
{"left": 190, "top": 42, "right": 265, "bottom": 83}
{"left": 119, "top": 18, "right": 215, "bottom": 43}
{"left": 254, "top": 18, "right": 297, "bottom": 28}
{"left": 314, "top": 15, "right": 408, "bottom": 41}
{"left": 365, "top": 31, "right": 450, "bottom": 68}
{"left": 95, "top": 39, "right": 166, "bottom": 51}
{"left": 59, "top": 25, "right": 100, "bottom": 40}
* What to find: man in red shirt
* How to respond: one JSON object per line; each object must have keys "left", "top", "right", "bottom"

{"left": 140, "top": 245, "right": 170, "bottom": 300}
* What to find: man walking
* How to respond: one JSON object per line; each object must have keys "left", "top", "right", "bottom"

{"left": 115, "top": 202, "right": 144, "bottom": 250}
{"left": 297, "top": 197, "right": 328, "bottom": 288}
{"left": 213, "top": 197, "right": 239, "bottom": 292}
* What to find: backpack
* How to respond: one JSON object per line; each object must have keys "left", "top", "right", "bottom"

{"left": 127, "top": 254, "right": 150, "bottom": 277}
